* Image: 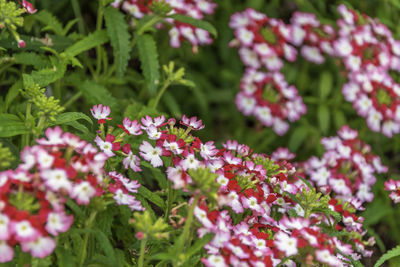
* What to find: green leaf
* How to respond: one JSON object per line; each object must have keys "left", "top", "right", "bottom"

{"left": 65, "top": 30, "right": 109, "bottom": 57}
{"left": 65, "top": 121, "right": 90, "bottom": 133}
{"left": 169, "top": 14, "right": 217, "bottom": 37}
{"left": 13, "top": 53, "right": 50, "bottom": 69}
{"left": 288, "top": 126, "right": 309, "bottom": 152}
{"left": 136, "top": 34, "right": 160, "bottom": 95}
{"left": 77, "top": 80, "right": 117, "bottom": 107}
{"left": 53, "top": 112, "right": 92, "bottom": 125}
{"left": 5, "top": 81, "right": 22, "bottom": 112}
{"left": 374, "top": 245, "right": 400, "bottom": 267}
{"left": 26, "top": 59, "right": 67, "bottom": 87}
{"left": 72, "top": 228, "right": 119, "bottom": 267}
{"left": 184, "top": 233, "right": 214, "bottom": 260}
{"left": 104, "top": 6, "right": 131, "bottom": 78}
{"left": 0, "top": 114, "right": 28, "bottom": 137}
{"left": 137, "top": 186, "right": 165, "bottom": 209}
{"left": 34, "top": 10, "right": 64, "bottom": 35}
{"left": 319, "top": 71, "right": 332, "bottom": 99}
{"left": 55, "top": 247, "right": 75, "bottom": 267}
{"left": 333, "top": 109, "right": 346, "bottom": 129}
{"left": 317, "top": 105, "right": 330, "bottom": 134}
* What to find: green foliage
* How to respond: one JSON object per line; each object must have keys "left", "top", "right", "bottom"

{"left": 137, "top": 34, "right": 160, "bottom": 95}
{"left": 64, "top": 30, "right": 109, "bottom": 57}
{"left": 0, "top": 114, "right": 28, "bottom": 137}
{"left": 104, "top": 6, "right": 131, "bottom": 78}
{"left": 132, "top": 210, "right": 169, "bottom": 240}
{"left": 374, "top": 245, "right": 400, "bottom": 267}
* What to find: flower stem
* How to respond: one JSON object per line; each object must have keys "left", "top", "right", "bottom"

{"left": 138, "top": 238, "right": 147, "bottom": 267}
{"left": 176, "top": 194, "right": 200, "bottom": 255}
{"left": 164, "top": 180, "right": 173, "bottom": 222}
{"left": 151, "top": 80, "right": 170, "bottom": 110}
{"left": 78, "top": 211, "right": 98, "bottom": 267}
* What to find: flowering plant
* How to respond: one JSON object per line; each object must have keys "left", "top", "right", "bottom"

{"left": 2, "top": 0, "right": 400, "bottom": 266}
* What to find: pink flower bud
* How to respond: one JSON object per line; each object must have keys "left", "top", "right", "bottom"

{"left": 18, "top": 40, "right": 26, "bottom": 48}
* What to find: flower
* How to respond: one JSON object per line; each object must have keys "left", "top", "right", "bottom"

{"left": 90, "top": 104, "right": 111, "bottom": 124}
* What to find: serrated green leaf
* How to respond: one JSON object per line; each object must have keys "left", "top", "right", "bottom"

{"left": 13, "top": 53, "right": 50, "bottom": 69}
{"left": 374, "top": 245, "right": 400, "bottom": 267}
{"left": 137, "top": 34, "right": 160, "bottom": 95}
{"left": 137, "top": 186, "right": 165, "bottom": 209}
{"left": 65, "top": 30, "right": 109, "bottom": 57}
{"left": 319, "top": 71, "right": 332, "bottom": 99}
{"left": 104, "top": 6, "right": 131, "bottom": 78}
{"left": 318, "top": 105, "right": 330, "bottom": 134}
{"left": 34, "top": 10, "right": 64, "bottom": 35}
{"left": 169, "top": 14, "right": 217, "bottom": 37}
{"left": 0, "top": 114, "right": 28, "bottom": 137}
{"left": 77, "top": 80, "right": 117, "bottom": 107}
{"left": 53, "top": 112, "right": 92, "bottom": 125}
{"left": 288, "top": 126, "right": 309, "bottom": 152}
{"left": 27, "top": 59, "right": 67, "bottom": 87}
{"left": 65, "top": 121, "right": 90, "bottom": 133}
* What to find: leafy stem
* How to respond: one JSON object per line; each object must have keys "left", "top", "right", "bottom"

{"left": 138, "top": 238, "right": 147, "bottom": 267}
{"left": 78, "top": 210, "right": 98, "bottom": 267}
{"left": 151, "top": 79, "right": 171, "bottom": 110}
{"left": 164, "top": 180, "right": 173, "bottom": 222}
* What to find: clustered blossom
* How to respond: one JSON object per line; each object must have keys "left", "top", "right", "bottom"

{"left": 111, "top": 0, "right": 217, "bottom": 50}
{"left": 335, "top": 5, "right": 400, "bottom": 137}
{"left": 385, "top": 179, "right": 400, "bottom": 203}
{"left": 93, "top": 105, "right": 374, "bottom": 266}
{"left": 0, "top": 126, "right": 144, "bottom": 262}
{"left": 231, "top": 5, "right": 400, "bottom": 137}
{"left": 302, "top": 125, "right": 387, "bottom": 206}
{"left": 229, "top": 9, "right": 313, "bottom": 135}
{"left": 0, "top": 127, "right": 106, "bottom": 261}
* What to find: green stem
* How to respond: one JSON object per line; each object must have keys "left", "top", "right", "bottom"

{"left": 95, "top": 0, "right": 105, "bottom": 75}
{"left": 136, "top": 15, "right": 161, "bottom": 37}
{"left": 138, "top": 238, "right": 147, "bottom": 267}
{"left": 23, "top": 103, "right": 32, "bottom": 148}
{"left": 63, "top": 91, "right": 82, "bottom": 109}
{"left": 36, "top": 116, "right": 46, "bottom": 137}
{"left": 78, "top": 211, "right": 98, "bottom": 267}
{"left": 71, "top": 0, "right": 85, "bottom": 34}
{"left": 151, "top": 80, "right": 170, "bottom": 109}
{"left": 176, "top": 194, "right": 200, "bottom": 255}
{"left": 164, "top": 181, "right": 173, "bottom": 222}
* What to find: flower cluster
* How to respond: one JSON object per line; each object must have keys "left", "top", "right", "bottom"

{"left": 335, "top": 4, "right": 400, "bottom": 137}
{"left": 111, "top": 0, "right": 216, "bottom": 49}
{"left": 384, "top": 179, "right": 400, "bottom": 203}
{"left": 302, "top": 125, "right": 387, "bottom": 206}
{"left": 231, "top": 5, "right": 400, "bottom": 137}
{"left": 92, "top": 105, "right": 374, "bottom": 266}
{"left": 229, "top": 8, "right": 317, "bottom": 135}
{"left": 0, "top": 127, "right": 107, "bottom": 261}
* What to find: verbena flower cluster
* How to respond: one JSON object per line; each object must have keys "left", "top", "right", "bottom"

{"left": 231, "top": 5, "right": 400, "bottom": 137}
{"left": 301, "top": 125, "right": 387, "bottom": 206}
{"left": 336, "top": 5, "right": 400, "bottom": 137}
{"left": 92, "top": 105, "right": 375, "bottom": 266}
{"left": 111, "top": 0, "right": 217, "bottom": 49}
{"left": 0, "top": 126, "right": 142, "bottom": 262}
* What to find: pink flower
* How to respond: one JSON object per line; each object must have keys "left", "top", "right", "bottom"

{"left": 20, "top": 0, "right": 37, "bottom": 14}
{"left": 274, "top": 231, "right": 298, "bottom": 256}
{"left": 21, "top": 236, "right": 56, "bottom": 258}
{"left": 90, "top": 104, "right": 111, "bottom": 124}
{"left": 119, "top": 118, "right": 142, "bottom": 135}
{"left": 71, "top": 181, "right": 96, "bottom": 205}
{"left": 18, "top": 40, "right": 26, "bottom": 48}
{"left": 45, "top": 212, "right": 74, "bottom": 236}
{"left": 139, "top": 141, "right": 163, "bottom": 167}
{"left": 180, "top": 115, "right": 205, "bottom": 130}
{"left": 0, "top": 241, "right": 14, "bottom": 263}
